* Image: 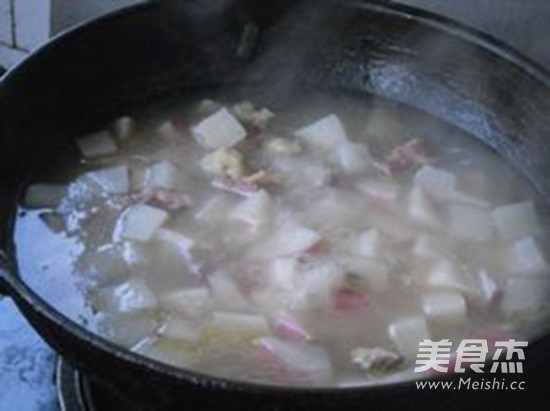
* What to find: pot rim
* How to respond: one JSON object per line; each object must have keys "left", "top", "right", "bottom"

{"left": 1, "top": 0, "right": 549, "bottom": 396}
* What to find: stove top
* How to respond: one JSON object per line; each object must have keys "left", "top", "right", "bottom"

{"left": 0, "top": 298, "right": 58, "bottom": 411}
{"left": 0, "top": 297, "right": 143, "bottom": 411}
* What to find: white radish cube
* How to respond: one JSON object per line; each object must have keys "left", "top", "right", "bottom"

{"left": 295, "top": 114, "right": 348, "bottom": 151}
{"left": 156, "top": 120, "right": 181, "bottom": 139}
{"left": 476, "top": 269, "right": 500, "bottom": 305}
{"left": 159, "top": 287, "right": 212, "bottom": 319}
{"left": 111, "top": 116, "right": 135, "bottom": 141}
{"left": 407, "top": 186, "right": 442, "bottom": 231}
{"left": 229, "top": 189, "right": 272, "bottom": 228}
{"left": 135, "top": 338, "right": 195, "bottom": 368}
{"left": 117, "top": 204, "right": 169, "bottom": 242}
{"left": 424, "top": 260, "right": 477, "bottom": 297}
{"left": 97, "top": 278, "right": 157, "bottom": 313}
{"left": 506, "top": 236, "right": 549, "bottom": 276}
{"left": 195, "top": 194, "right": 237, "bottom": 223}
{"left": 77, "top": 130, "right": 118, "bottom": 158}
{"left": 255, "top": 337, "right": 332, "bottom": 383}
{"left": 153, "top": 228, "right": 194, "bottom": 252}
{"left": 355, "top": 229, "right": 382, "bottom": 258}
{"left": 344, "top": 257, "right": 390, "bottom": 293}
{"left": 211, "top": 312, "right": 270, "bottom": 336}
{"left": 24, "top": 184, "right": 66, "bottom": 209}
{"left": 414, "top": 166, "right": 489, "bottom": 208}
{"left": 192, "top": 108, "right": 247, "bottom": 150}
{"left": 268, "top": 258, "right": 299, "bottom": 291}
{"left": 412, "top": 234, "right": 448, "bottom": 261}
{"left": 269, "top": 222, "right": 322, "bottom": 257}
{"left": 209, "top": 273, "right": 249, "bottom": 311}
{"left": 447, "top": 203, "right": 494, "bottom": 242}
{"left": 422, "top": 291, "right": 467, "bottom": 323}
{"left": 298, "top": 261, "right": 345, "bottom": 308}
{"left": 333, "top": 141, "right": 371, "bottom": 174}
{"left": 146, "top": 161, "right": 179, "bottom": 190}
{"left": 86, "top": 165, "right": 130, "bottom": 194}
{"left": 493, "top": 202, "right": 542, "bottom": 241}
{"left": 159, "top": 317, "right": 200, "bottom": 343}
{"left": 388, "top": 316, "right": 431, "bottom": 359}
{"left": 97, "top": 312, "right": 160, "bottom": 347}
{"left": 501, "top": 276, "right": 550, "bottom": 316}
{"left": 414, "top": 165, "right": 457, "bottom": 200}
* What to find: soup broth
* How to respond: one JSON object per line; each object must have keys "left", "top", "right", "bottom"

{"left": 14, "top": 92, "right": 550, "bottom": 387}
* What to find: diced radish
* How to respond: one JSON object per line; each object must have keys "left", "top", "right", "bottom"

{"left": 208, "top": 273, "right": 249, "bottom": 311}
{"left": 413, "top": 165, "right": 457, "bottom": 199}
{"left": 413, "top": 166, "right": 490, "bottom": 208}
{"left": 268, "top": 258, "right": 299, "bottom": 291}
{"left": 407, "top": 186, "right": 442, "bottom": 231}
{"left": 475, "top": 269, "right": 501, "bottom": 305}
{"left": 333, "top": 288, "right": 370, "bottom": 312}
{"left": 388, "top": 316, "right": 431, "bottom": 359}
{"left": 258, "top": 221, "right": 322, "bottom": 258}
{"left": 192, "top": 107, "right": 247, "bottom": 150}
{"left": 211, "top": 312, "right": 270, "bottom": 335}
{"left": 424, "top": 260, "right": 478, "bottom": 298}
{"left": 97, "top": 312, "right": 160, "bottom": 347}
{"left": 343, "top": 257, "right": 390, "bottom": 293}
{"left": 355, "top": 229, "right": 382, "bottom": 258}
{"left": 159, "top": 287, "right": 212, "bottom": 319}
{"left": 77, "top": 130, "right": 118, "bottom": 158}
{"left": 111, "top": 116, "right": 135, "bottom": 141}
{"left": 153, "top": 228, "right": 194, "bottom": 252}
{"left": 24, "top": 184, "right": 66, "bottom": 209}
{"left": 296, "top": 261, "right": 346, "bottom": 308}
{"left": 501, "top": 276, "right": 550, "bottom": 316}
{"left": 96, "top": 278, "right": 157, "bottom": 313}
{"left": 422, "top": 291, "right": 467, "bottom": 323}
{"left": 412, "top": 234, "right": 449, "bottom": 261}
{"left": 196, "top": 99, "right": 222, "bottom": 116}
{"left": 357, "top": 180, "right": 400, "bottom": 209}
{"left": 254, "top": 337, "right": 332, "bottom": 383}
{"left": 117, "top": 204, "right": 169, "bottom": 242}
{"left": 158, "top": 317, "right": 200, "bottom": 343}
{"left": 229, "top": 189, "right": 272, "bottom": 229}
{"left": 156, "top": 120, "right": 181, "bottom": 139}
{"left": 200, "top": 148, "right": 246, "bottom": 179}
{"left": 295, "top": 114, "right": 348, "bottom": 151}
{"left": 146, "top": 161, "right": 179, "bottom": 190}
{"left": 384, "top": 138, "right": 434, "bottom": 174}
{"left": 333, "top": 141, "right": 371, "bottom": 174}
{"left": 506, "top": 236, "right": 549, "bottom": 276}
{"left": 493, "top": 201, "right": 542, "bottom": 241}
{"left": 195, "top": 194, "right": 237, "bottom": 223}
{"left": 272, "top": 313, "right": 312, "bottom": 342}
{"left": 86, "top": 165, "right": 130, "bottom": 194}
{"left": 447, "top": 203, "right": 494, "bottom": 242}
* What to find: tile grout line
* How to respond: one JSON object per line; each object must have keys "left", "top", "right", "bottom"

{"left": 8, "top": 0, "right": 16, "bottom": 48}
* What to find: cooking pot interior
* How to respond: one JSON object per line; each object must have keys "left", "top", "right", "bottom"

{"left": 1, "top": 0, "right": 550, "bottom": 407}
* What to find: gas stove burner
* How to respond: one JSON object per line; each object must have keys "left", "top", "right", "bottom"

{"left": 56, "top": 358, "right": 147, "bottom": 411}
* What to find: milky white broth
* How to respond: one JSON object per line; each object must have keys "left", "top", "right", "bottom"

{"left": 14, "top": 93, "right": 550, "bottom": 387}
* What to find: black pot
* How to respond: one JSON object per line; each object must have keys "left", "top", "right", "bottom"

{"left": 1, "top": 1, "right": 549, "bottom": 409}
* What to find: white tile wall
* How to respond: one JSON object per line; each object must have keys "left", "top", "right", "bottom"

{"left": 13, "top": 0, "right": 50, "bottom": 51}
{"left": 0, "top": 0, "right": 13, "bottom": 46}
